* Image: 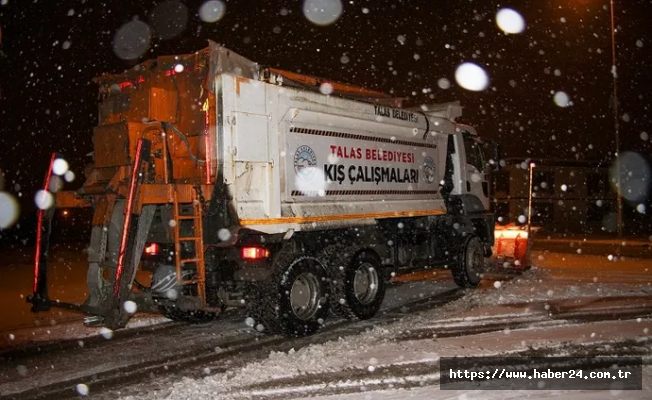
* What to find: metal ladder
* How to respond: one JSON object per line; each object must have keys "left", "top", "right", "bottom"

{"left": 172, "top": 186, "right": 206, "bottom": 307}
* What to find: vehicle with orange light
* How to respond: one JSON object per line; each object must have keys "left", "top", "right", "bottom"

{"left": 28, "top": 43, "right": 499, "bottom": 337}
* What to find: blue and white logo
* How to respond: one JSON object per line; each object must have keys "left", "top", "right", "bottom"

{"left": 423, "top": 156, "right": 436, "bottom": 184}
{"left": 294, "top": 145, "right": 318, "bottom": 182}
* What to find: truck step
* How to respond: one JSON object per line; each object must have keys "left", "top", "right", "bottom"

{"left": 182, "top": 279, "right": 205, "bottom": 285}
{"left": 83, "top": 315, "right": 105, "bottom": 327}
{"left": 175, "top": 215, "right": 198, "bottom": 220}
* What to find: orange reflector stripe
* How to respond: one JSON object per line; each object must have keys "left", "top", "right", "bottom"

{"left": 239, "top": 209, "right": 447, "bottom": 227}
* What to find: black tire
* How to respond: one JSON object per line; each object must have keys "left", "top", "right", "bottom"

{"left": 245, "top": 255, "right": 330, "bottom": 337}
{"left": 320, "top": 246, "right": 386, "bottom": 320}
{"left": 452, "top": 235, "right": 484, "bottom": 288}
{"left": 158, "top": 305, "right": 220, "bottom": 323}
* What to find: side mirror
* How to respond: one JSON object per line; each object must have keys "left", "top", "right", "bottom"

{"left": 485, "top": 141, "right": 501, "bottom": 172}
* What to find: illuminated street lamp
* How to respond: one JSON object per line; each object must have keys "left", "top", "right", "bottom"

{"left": 528, "top": 162, "right": 535, "bottom": 238}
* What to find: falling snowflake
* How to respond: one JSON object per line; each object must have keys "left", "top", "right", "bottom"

{"left": 123, "top": 301, "right": 137, "bottom": 314}
{"left": 199, "top": 0, "right": 226, "bottom": 23}
{"left": 303, "top": 0, "right": 343, "bottom": 26}
{"left": 496, "top": 8, "right": 526, "bottom": 34}
{"left": 553, "top": 91, "right": 570, "bottom": 107}
{"left": 455, "top": 62, "right": 489, "bottom": 91}
{"left": 75, "top": 384, "right": 89, "bottom": 396}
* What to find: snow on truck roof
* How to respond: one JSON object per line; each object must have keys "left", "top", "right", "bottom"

{"left": 94, "top": 41, "right": 461, "bottom": 115}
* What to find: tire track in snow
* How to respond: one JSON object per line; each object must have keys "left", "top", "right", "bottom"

{"left": 0, "top": 288, "right": 465, "bottom": 400}
{"left": 5, "top": 288, "right": 651, "bottom": 400}
{"left": 237, "top": 339, "right": 652, "bottom": 400}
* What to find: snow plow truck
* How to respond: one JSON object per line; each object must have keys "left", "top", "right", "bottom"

{"left": 28, "top": 42, "right": 499, "bottom": 337}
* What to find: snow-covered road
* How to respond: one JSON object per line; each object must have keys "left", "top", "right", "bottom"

{"left": 1, "top": 250, "right": 651, "bottom": 400}
{"left": 109, "top": 265, "right": 652, "bottom": 400}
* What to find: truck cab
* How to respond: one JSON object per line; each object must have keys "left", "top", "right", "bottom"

{"left": 451, "top": 125, "right": 492, "bottom": 212}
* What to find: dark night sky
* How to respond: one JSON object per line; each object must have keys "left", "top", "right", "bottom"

{"left": 0, "top": 0, "right": 651, "bottom": 215}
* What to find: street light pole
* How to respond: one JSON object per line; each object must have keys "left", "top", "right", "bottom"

{"left": 528, "top": 162, "right": 535, "bottom": 239}
{"left": 610, "top": 0, "right": 624, "bottom": 240}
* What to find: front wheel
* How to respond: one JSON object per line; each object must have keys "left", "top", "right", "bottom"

{"left": 452, "top": 235, "right": 484, "bottom": 288}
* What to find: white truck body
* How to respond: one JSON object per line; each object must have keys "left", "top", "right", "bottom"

{"left": 215, "top": 74, "right": 484, "bottom": 234}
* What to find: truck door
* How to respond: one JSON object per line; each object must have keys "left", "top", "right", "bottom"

{"left": 460, "top": 128, "right": 490, "bottom": 211}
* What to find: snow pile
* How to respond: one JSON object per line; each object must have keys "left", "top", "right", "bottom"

{"left": 120, "top": 317, "right": 652, "bottom": 400}
{"left": 122, "top": 332, "right": 395, "bottom": 400}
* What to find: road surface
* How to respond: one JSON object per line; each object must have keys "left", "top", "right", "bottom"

{"left": 0, "top": 241, "right": 651, "bottom": 399}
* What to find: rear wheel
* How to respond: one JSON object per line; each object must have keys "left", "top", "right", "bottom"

{"left": 246, "top": 255, "right": 330, "bottom": 337}
{"left": 452, "top": 235, "right": 484, "bottom": 288}
{"left": 320, "top": 247, "right": 386, "bottom": 320}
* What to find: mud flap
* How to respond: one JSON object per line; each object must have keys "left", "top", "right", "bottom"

{"left": 102, "top": 204, "right": 155, "bottom": 329}
{"left": 85, "top": 225, "right": 108, "bottom": 310}
{"left": 85, "top": 139, "right": 153, "bottom": 329}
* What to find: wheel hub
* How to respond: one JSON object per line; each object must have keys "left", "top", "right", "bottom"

{"left": 467, "top": 241, "right": 484, "bottom": 275}
{"left": 289, "top": 272, "right": 322, "bottom": 320}
{"left": 353, "top": 262, "right": 379, "bottom": 305}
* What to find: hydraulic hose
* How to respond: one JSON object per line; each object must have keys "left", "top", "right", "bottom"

{"left": 161, "top": 122, "right": 204, "bottom": 166}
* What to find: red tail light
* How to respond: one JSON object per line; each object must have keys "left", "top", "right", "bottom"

{"left": 241, "top": 247, "right": 270, "bottom": 260}
{"left": 144, "top": 243, "right": 160, "bottom": 255}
